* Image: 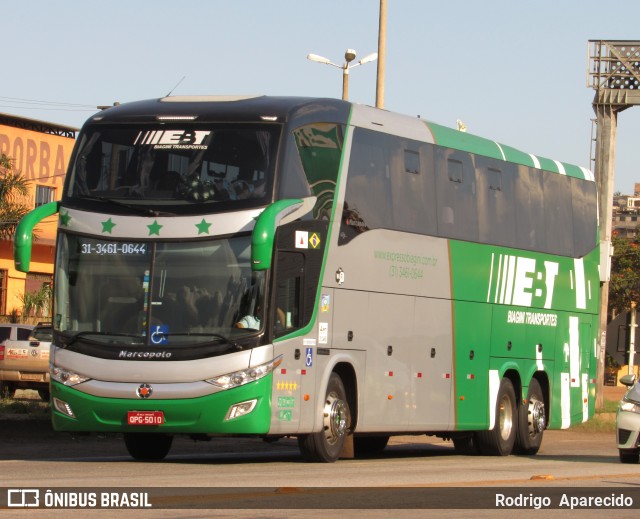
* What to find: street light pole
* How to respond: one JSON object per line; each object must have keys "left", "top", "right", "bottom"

{"left": 376, "top": 0, "right": 387, "bottom": 109}
{"left": 342, "top": 49, "right": 356, "bottom": 101}
{"left": 307, "top": 49, "right": 378, "bottom": 101}
{"left": 630, "top": 302, "right": 637, "bottom": 376}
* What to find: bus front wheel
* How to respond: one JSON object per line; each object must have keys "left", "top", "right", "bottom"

{"left": 452, "top": 434, "right": 479, "bottom": 455}
{"left": 298, "top": 372, "right": 351, "bottom": 463}
{"left": 619, "top": 449, "right": 640, "bottom": 464}
{"left": 476, "top": 378, "right": 517, "bottom": 456}
{"left": 124, "top": 433, "right": 173, "bottom": 461}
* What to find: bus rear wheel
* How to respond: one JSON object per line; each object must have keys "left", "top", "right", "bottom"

{"left": 124, "top": 433, "right": 173, "bottom": 461}
{"left": 476, "top": 378, "right": 517, "bottom": 456}
{"left": 515, "top": 378, "right": 545, "bottom": 455}
{"left": 298, "top": 372, "right": 351, "bottom": 463}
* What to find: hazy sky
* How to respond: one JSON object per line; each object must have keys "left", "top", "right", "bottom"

{"left": 3, "top": 0, "right": 640, "bottom": 193}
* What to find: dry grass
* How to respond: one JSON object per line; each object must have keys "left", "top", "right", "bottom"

{"left": 0, "top": 390, "right": 49, "bottom": 419}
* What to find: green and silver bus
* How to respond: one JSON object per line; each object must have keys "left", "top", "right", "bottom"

{"left": 14, "top": 95, "right": 600, "bottom": 462}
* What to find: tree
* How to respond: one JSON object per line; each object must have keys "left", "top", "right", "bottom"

{"left": 0, "top": 153, "right": 31, "bottom": 241}
{"left": 608, "top": 231, "right": 640, "bottom": 319}
{"left": 19, "top": 283, "right": 51, "bottom": 321}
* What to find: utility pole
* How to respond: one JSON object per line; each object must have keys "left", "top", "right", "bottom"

{"left": 376, "top": 0, "right": 387, "bottom": 109}
{"left": 630, "top": 302, "right": 637, "bottom": 375}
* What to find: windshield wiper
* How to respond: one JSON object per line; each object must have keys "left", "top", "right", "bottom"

{"left": 76, "top": 195, "right": 175, "bottom": 216}
{"left": 60, "top": 330, "right": 243, "bottom": 351}
{"left": 157, "top": 332, "right": 243, "bottom": 351}
{"left": 61, "top": 331, "right": 144, "bottom": 348}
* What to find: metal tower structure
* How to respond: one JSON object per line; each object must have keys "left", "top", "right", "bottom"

{"left": 588, "top": 40, "right": 640, "bottom": 407}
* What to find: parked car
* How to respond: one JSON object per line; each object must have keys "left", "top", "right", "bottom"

{"left": 617, "top": 373, "right": 640, "bottom": 463}
{"left": 0, "top": 322, "right": 51, "bottom": 401}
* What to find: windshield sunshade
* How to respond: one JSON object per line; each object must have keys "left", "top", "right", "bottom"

{"left": 65, "top": 124, "right": 280, "bottom": 214}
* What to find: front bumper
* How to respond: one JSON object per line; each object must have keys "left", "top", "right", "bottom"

{"left": 616, "top": 409, "right": 640, "bottom": 450}
{"left": 50, "top": 374, "right": 273, "bottom": 435}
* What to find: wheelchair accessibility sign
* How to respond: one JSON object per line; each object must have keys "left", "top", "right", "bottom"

{"left": 150, "top": 325, "right": 169, "bottom": 345}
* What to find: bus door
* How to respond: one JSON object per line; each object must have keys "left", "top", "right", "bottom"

{"left": 268, "top": 219, "right": 328, "bottom": 433}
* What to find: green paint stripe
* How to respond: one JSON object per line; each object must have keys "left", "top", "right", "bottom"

{"left": 425, "top": 122, "right": 590, "bottom": 180}
{"left": 562, "top": 162, "right": 587, "bottom": 180}
{"left": 426, "top": 122, "right": 504, "bottom": 160}
{"left": 537, "top": 156, "right": 558, "bottom": 173}
{"left": 500, "top": 144, "right": 536, "bottom": 167}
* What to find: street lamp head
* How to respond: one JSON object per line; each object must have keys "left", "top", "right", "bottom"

{"left": 358, "top": 52, "right": 378, "bottom": 65}
{"left": 344, "top": 49, "right": 357, "bottom": 64}
{"left": 307, "top": 53, "right": 332, "bottom": 65}
{"left": 307, "top": 48, "right": 376, "bottom": 101}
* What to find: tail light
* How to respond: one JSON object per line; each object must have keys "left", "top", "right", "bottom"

{"left": 0, "top": 346, "right": 4, "bottom": 361}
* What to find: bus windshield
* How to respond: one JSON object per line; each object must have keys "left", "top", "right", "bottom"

{"left": 53, "top": 233, "right": 265, "bottom": 348}
{"left": 65, "top": 123, "right": 280, "bottom": 213}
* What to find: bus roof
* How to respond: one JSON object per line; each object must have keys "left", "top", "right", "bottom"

{"left": 89, "top": 95, "right": 351, "bottom": 126}
{"left": 89, "top": 95, "right": 593, "bottom": 181}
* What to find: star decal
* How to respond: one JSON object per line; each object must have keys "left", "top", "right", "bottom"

{"left": 59, "top": 211, "right": 71, "bottom": 227}
{"left": 101, "top": 218, "right": 116, "bottom": 234}
{"left": 195, "top": 218, "right": 212, "bottom": 235}
{"left": 147, "top": 220, "right": 163, "bottom": 236}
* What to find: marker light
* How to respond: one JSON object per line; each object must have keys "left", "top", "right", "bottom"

{"left": 206, "top": 356, "right": 282, "bottom": 389}
{"left": 225, "top": 399, "right": 258, "bottom": 421}
{"left": 53, "top": 397, "right": 76, "bottom": 418}
{"left": 156, "top": 115, "right": 197, "bottom": 121}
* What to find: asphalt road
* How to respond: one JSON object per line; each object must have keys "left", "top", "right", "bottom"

{"left": 0, "top": 388, "right": 636, "bottom": 518}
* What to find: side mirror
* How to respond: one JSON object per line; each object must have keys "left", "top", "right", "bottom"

{"left": 251, "top": 197, "right": 316, "bottom": 271}
{"left": 14, "top": 201, "right": 60, "bottom": 272}
{"left": 620, "top": 374, "right": 637, "bottom": 387}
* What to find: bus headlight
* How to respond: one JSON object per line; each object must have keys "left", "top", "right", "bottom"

{"left": 620, "top": 399, "right": 640, "bottom": 414}
{"left": 51, "top": 366, "right": 91, "bottom": 386}
{"left": 206, "top": 355, "right": 282, "bottom": 389}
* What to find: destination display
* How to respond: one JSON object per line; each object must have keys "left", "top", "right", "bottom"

{"left": 79, "top": 242, "right": 148, "bottom": 255}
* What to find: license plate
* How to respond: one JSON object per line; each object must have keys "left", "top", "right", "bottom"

{"left": 127, "top": 411, "right": 164, "bottom": 426}
{"left": 20, "top": 373, "right": 44, "bottom": 381}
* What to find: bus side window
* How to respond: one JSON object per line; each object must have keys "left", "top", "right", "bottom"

{"left": 274, "top": 252, "right": 305, "bottom": 337}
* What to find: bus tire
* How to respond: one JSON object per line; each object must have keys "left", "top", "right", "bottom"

{"left": 298, "top": 372, "right": 351, "bottom": 463}
{"left": 124, "top": 433, "right": 173, "bottom": 461}
{"left": 515, "top": 378, "right": 545, "bottom": 455}
{"left": 354, "top": 435, "right": 389, "bottom": 457}
{"left": 619, "top": 449, "right": 640, "bottom": 464}
{"left": 476, "top": 378, "right": 517, "bottom": 456}
{"left": 452, "top": 434, "right": 479, "bottom": 455}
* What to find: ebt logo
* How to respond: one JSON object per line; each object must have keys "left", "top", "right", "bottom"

{"left": 134, "top": 130, "right": 211, "bottom": 147}
{"left": 488, "top": 254, "right": 559, "bottom": 309}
